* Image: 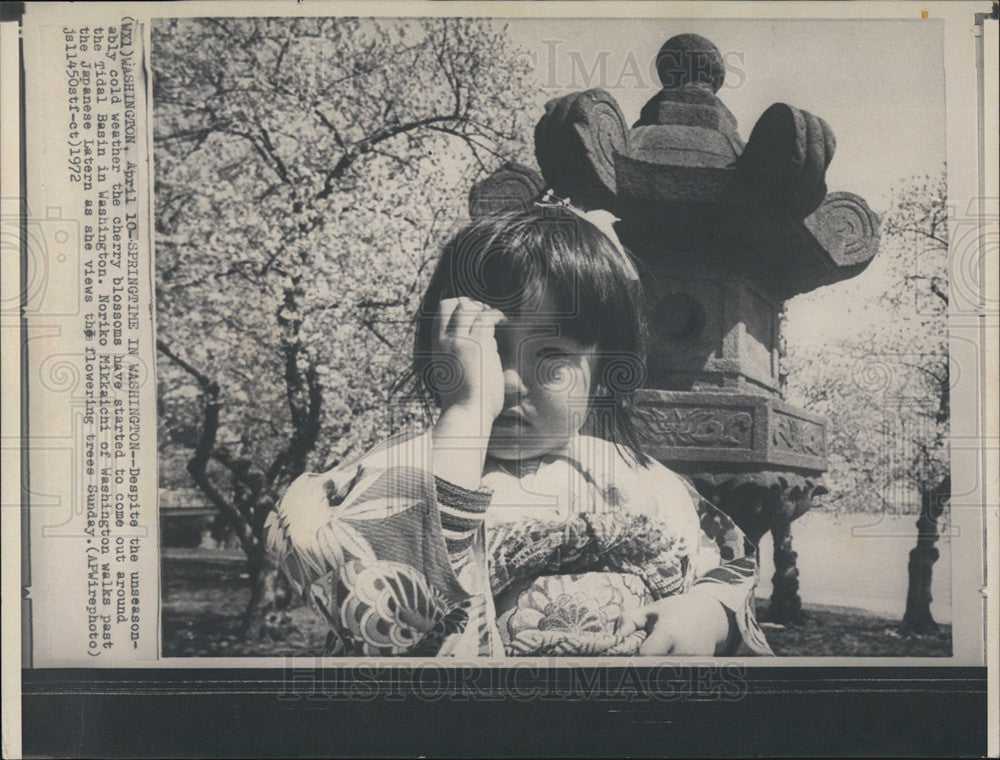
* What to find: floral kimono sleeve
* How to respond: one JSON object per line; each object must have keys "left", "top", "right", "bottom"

{"left": 679, "top": 479, "right": 774, "bottom": 656}
{"left": 264, "top": 432, "right": 486, "bottom": 656}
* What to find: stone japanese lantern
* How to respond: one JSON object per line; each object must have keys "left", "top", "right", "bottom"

{"left": 469, "top": 33, "right": 880, "bottom": 623}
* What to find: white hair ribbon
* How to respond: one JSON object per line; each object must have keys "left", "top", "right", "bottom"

{"left": 534, "top": 190, "right": 640, "bottom": 281}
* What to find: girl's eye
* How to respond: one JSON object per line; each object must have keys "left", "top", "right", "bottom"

{"left": 534, "top": 348, "right": 576, "bottom": 388}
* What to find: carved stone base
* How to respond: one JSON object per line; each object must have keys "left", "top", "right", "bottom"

{"left": 670, "top": 468, "right": 826, "bottom": 546}
{"left": 635, "top": 389, "right": 828, "bottom": 473}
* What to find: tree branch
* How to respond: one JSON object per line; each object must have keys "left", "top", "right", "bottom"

{"left": 930, "top": 278, "right": 948, "bottom": 306}
{"left": 313, "top": 107, "right": 345, "bottom": 149}
{"left": 156, "top": 340, "right": 214, "bottom": 391}
{"left": 315, "top": 113, "right": 470, "bottom": 201}
{"left": 256, "top": 124, "right": 292, "bottom": 184}
{"left": 359, "top": 317, "right": 396, "bottom": 348}
{"left": 886, "top": 224, "right": 948, "bottom": 250}
{"left": 159, "top": 340, "right": 259, "bottom": 556}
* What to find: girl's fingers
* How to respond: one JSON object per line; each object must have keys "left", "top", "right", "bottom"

{"left": 449, "top": 298, "right": 506, "bottom": 338}
{"left": 638, "top": 625, "right": 677, "bottom": 656}
{"left": 445, "top": 297, "right": 484, "bottom": 337}
{"left": 470, "top": 308, "right": 504, "bottom": 339}
{"left": 437, "top": 298, "right": 503, "bottom": 343}
{"left": 614, "top": 605, "right": 678, "bottom": 655}
{"left": 434, "top": 298, "right": 461, "bottom": 347}
{"left": 613, "top": 607, "right": 652, "bottom": 638}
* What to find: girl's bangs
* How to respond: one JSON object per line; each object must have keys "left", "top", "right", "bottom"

{"left": 438, "top": 207, "right": 635, "bottom": 347}
{"left": 445, "top": 219, "right": 558, "bottom": 317}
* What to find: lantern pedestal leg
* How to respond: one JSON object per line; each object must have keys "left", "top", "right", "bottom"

{"left": 769, "top": 517, "right": 805, "bottom": 625}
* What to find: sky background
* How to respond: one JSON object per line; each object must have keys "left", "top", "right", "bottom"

{"left": 503, "top": 18, "right": 947, "bottom": 346}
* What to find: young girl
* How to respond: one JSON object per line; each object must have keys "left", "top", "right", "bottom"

{"left": 265, "top": 204, "right": 772, "bottom": 658}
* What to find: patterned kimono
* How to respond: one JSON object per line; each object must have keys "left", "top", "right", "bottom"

{"left": 265, "top": 429, "right": 773, "bottom": 657}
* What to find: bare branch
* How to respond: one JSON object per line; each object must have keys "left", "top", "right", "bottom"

{"left": 359, "top": 317, "right": 396, "bottom": 349}
{"left": 256, "top": 124, "right": 292, "bottom": 184}
{"left": 156, "top": 340, "right": 214, "bottom": 391}
{"left": 154, "top": 125, "right": 222, "bottom": 145}
{"left": 313, "top": 107, "right": 346, "bottom": 149}
{"left": 316, "top": 113, "right": 478, "bottom": 201}
{"left": 886, "top": 224, "right": 948, "bottom": 250}
{"left": 930, "top": 278, "right": 948, "bottom": 306}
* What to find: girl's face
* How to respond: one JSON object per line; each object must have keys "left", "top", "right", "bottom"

{"left": 486, "top": 295, "right": 596, "bottom": 461}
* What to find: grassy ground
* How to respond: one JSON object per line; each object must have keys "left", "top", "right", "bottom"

{"left": 161, "top": 550, "right": 952, "bottom": 658}
{"left": 757, "top": 601, "right": 951, "bottom": 658}
{"left": 162, "top": 549, "right": 329, "bottom": 657}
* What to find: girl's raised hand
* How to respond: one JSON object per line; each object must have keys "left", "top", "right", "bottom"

{"left": 431, "top": 297, "right": 506, "bottom": 430}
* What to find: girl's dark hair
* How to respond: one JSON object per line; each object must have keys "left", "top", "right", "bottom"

{"left": 398, "top": 205, "right": 651, "bottom": 467}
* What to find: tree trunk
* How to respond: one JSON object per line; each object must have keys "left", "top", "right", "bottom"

{"left": 900, "top": 476, "right": 949, "bottom": 635}
{"left": 239, "top": 546, "right": 293, "bottom": 640}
